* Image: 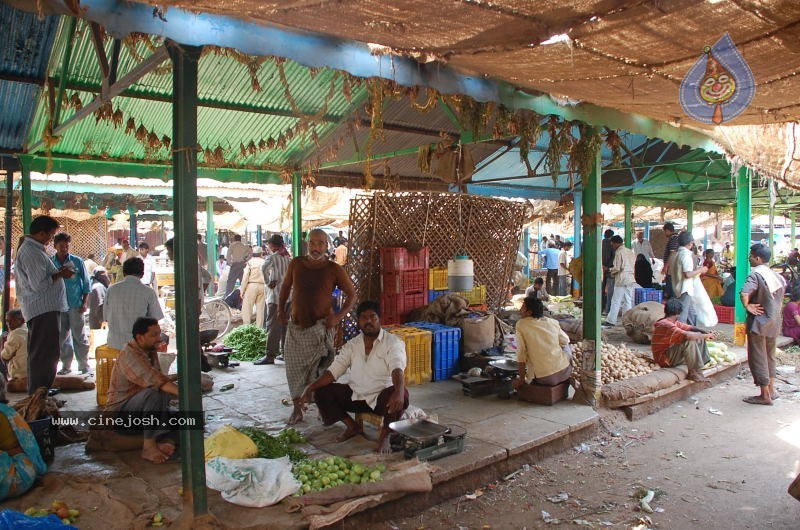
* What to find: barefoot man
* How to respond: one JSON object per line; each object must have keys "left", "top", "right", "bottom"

{"left": 300, "top": 301, "right": 408, "bottom": 453}
{"left": 279, "top": 228, "right": 356, "bottom": 424}
{"left": 105, "top": 317, "right": 178, "bottom": 463}
{"left": 740, "top": 243, "right": 786, "bottom": 406}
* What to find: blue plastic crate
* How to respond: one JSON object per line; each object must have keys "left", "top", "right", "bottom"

{"left": 427, "top": 289, "right": 450, "bottom": 303}
{"left": 634, "top": 288, "right": 663, "bottom": 305}
{"left": 405, "top": 322, "right": 461, "bottom": 381}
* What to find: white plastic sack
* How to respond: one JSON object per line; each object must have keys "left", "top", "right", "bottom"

{"left": 694, "top": 285, "right": 719, "bottom": 328}
{"left": 206, "top": 456, "right": 300, "bottom": 507}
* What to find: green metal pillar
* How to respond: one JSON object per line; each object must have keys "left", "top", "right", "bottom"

{"left": 521, "top": 228, "right": 530, "bottom": 277}
{"left": 2, "top": 160, "right": 15, "bottom": 328}
{"left": 206, "top": 196, "right": 216, "bottom": 294}
{"left": 21, "top": 164, "right": 31, "bottom": 232}
{"left": 128, "top": 205, "right": 137, "bottom": 244}
{"left": 291, "top": 173, "right": 302, "bottom": 256}
{"left": 168, "top": 41, "right": 207, "bottom": 518}
{"left": 573, "top": 191, "right": 582, "bottom": 293}
{"left": 792, "top": 211, "right": 797, "bottom": 249}
{"left": 768, "top": 199, "right": 775, "bottom": 263}
{"left": 581, "top": 131, "right": 602, "bottom": 404}
{"left": 686, "top": 201, "right": 694, "bottom": 233}
{"left": 623, "top": 195, "right": 632, "bottom": 247}
{"left": 734, "top": 167, "right": 751, "bottom": 346}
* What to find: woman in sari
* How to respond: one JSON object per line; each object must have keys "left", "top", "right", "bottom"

{"left": 700, "top": 249, "right": 724, "bottom": 298}
{"left": 0, "top": 376, "right": 47, "bottom": 501}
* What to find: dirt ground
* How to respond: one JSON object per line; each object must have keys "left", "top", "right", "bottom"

{"left": 376, "top": 365, "right": 800, "bottom": 530}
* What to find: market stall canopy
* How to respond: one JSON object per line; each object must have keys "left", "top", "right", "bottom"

{"left": 2, "top": 1, "right": 800, "bottom": 202}
{"left": 226, "top": 187, "right": 359, "bottom": 231}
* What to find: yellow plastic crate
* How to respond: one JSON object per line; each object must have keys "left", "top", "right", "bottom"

{"left": 165, "top": 296, "right": 176, "bottom": 309}
{"left": 428, "top": 267, "right": 448, "bottom": 290}
{"left": 95, "top": 345, "right": 120, "bottom": 406}
{"left": 386, "top": 327, "right": 432, "bottom": 385}
{"left": 156, "top": 272, "right": 175, "bottom": 287}
{"left": 454, "top": 285, "right": 486, "bottom": 305}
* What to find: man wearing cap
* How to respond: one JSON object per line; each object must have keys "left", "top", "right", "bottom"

{"left": 240, "top": 247, "right": 267, "bottom": 326}
{"left": 255, "top": 235, "right": 292, "bottom": 365}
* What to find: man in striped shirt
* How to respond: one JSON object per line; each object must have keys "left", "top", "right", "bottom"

{"left": 661, "top": 222, "right": 680, "bottom": 299}
{"left": 255, "top": 234, "right": 292, "bottom": 365}
{"left": 652, "top": 298, "right": 712, "bottom": 383}
{"left": 15, "top": 216, "right": 74, "bottom": 394}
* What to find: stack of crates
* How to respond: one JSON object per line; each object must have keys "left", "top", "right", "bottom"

{"left": 380, "top": 247, "right": 429, "bottom": 324}
{"left": 634, "top": 288, "right": 663, "bottom": 305}
{"left": 427, "top": 289, "right": 451, "bottom": 303}
{"left": 385, "top": 326, "right": 432, "bottom": 385}
{"left": 453, "top": 285, "right": 487, "bottom": 306}
{"left": 405, "top": 322, "right": 461, "bottom": 381}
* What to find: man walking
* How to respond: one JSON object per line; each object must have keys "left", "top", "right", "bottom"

{"left": 224, "top": 234, "right": 249, "bottom": 297}
{"left": 52, "top": 232, "right": 91, "bottom": 375}
{"left": 540, "top": 241, "right": 561, "bottom": 296}
{"left": 558, "top": 241, "right": 572, "bottom": 296}
{"left": 15, "top": 215, "right": 73, "bottom": 394}
{"left": 661, "top": 222, "right": 680, "bottom": 298}
{"left": 670, "top": 232, "right": 706, "bottom": 325}
{"left": 278, "top": 229, "right": 356, "bottom": 424}
{"left": 255, "top": 235, "right": 291, "bottom": 365}
{"left": 138, "top": 242, "right": 157, "bottom": 291}
{"left": 105, "top": 257, "right": 164, "bottom": 351}
{"left": 240, "top": 247, "right": 267, "bottom": 326}
{"left": 740, "top": 244, "right": 786, "bottom": 405}
{"left": 632, "top": 231, "right": 656, "bottom": 263}
{"left": 603, "top": 235, "right": 636, "bottom": 327}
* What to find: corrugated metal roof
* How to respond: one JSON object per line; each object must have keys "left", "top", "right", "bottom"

{"left": 0, "top": 5, "right": 58, "bottom": 150}
{"left": 28, "top": 16, "right": 365, "bottom": 171}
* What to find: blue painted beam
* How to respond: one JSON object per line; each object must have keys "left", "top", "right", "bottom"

{"left": 57, "top": 0, "right": 724, "bottom": 154}
{"left": 466, "top": 183, "right": 563, "bottom": 201}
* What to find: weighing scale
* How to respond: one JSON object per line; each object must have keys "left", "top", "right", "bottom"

{"left": 389, "top": 418, "right": 466, "bottom": 461}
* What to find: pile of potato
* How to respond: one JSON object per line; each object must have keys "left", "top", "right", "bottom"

{"left": 571, "top": 342, "right": 659, "bottom": 385}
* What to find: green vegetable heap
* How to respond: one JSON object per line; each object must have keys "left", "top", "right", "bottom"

{"left": 223, "top": 324, "right": 268, "bottom": 361}
{"left": 240, "top": 427, "right": 307, "bottom": 462}
{"left": 292, "top": 456, "right": 386, "bottom": 494}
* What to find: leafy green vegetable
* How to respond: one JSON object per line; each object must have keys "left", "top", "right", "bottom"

{"left": 223, "top": 324, "right": 267, "bottom": 361}
{"left": 239, "top": 427, "right": 306, "bottom": 462}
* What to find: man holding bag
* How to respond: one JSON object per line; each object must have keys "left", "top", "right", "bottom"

{"left": 670, "top": 232, "right": 717, "bottom": 326}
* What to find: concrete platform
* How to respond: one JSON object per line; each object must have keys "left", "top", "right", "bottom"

{"left": 4, "top": 358, "right": 598, "bottom": 528}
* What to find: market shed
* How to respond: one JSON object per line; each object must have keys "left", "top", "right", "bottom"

{"left": 3, "top": 0, "right": 800, "bottom": 524}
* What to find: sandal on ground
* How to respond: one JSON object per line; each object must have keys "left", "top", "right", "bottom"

{"left": 742, "top": 396, "right": 773, "bottom": 406}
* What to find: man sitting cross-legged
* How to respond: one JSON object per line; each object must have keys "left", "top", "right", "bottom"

{"left": 300, "top": 301, "right": 408, "bottom": 453}
{"left": 652, "top": 298, "right": 713, "bottom": 383}
{"left": 105, "top": 317, "right": 178, "bottom": 464}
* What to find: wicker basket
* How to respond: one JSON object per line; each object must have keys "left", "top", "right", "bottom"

{"left": 95, "top": 345, "right": 120, "bottom": 406}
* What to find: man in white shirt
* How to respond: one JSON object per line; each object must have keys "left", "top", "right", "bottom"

{"left": 670, "top": 231, "right": 707, "bottom": 325}
{"left": 333, "top": 240, "right": 348, "bottom": 266}
{"left": 558, "top": 241, "right": 573, "bottom": 295}
{"left": 300, "top": 301, "right": 408, "bottom": 453}
{"left": 603, "top": 235, "right": 636, "bottom": 326}
{"left": 104, "top": 257, "right": 164, "bottom": 350}
{"left": 138, "top": 242, "right": 157, "bottom": 291}
{"left": 632, "top": 231, "right": 656, "bottom": 263}
{"left": 224, "top": 234, "right": 250, "bottom": 296}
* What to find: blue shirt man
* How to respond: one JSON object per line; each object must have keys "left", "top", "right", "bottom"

{"left": 540, "top": 243, "right": 562, "bottom": 297}
{"left": 52, "top": 233, "right": 91, "bottom": 374}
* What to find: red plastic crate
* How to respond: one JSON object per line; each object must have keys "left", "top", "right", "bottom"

{"left": 379, "top": 247, "right": 429, "bottom": 272}
{"left": 381, "top": 292, "right": 427, "bottom": 324}
{"left": 714, "top": 304, "right": 734, "bottom": 324}
{"left": 380, "top": 247, "right": 407, "bottom": 272}
{"left": 405, "top": 247, "right": 429, "bottom": 270}
{"left": 382, "top": 270, "right": 428, "bottom": 294}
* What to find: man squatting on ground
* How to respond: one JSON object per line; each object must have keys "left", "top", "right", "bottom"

{"left": 300, "top": 301, "right": 409, "bottom": 453}
{"left": 105, "top": 317, "right": 178, "bottom": 464}
{"left": 279, "top": 228, "right": 356, "bottom": 425}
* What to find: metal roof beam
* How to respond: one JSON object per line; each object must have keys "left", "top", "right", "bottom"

{"left": 46, "top": 0, "right": 724, "bottom": 154}
{"left": 26, "top": 45, "right": 170, "bottom": 153}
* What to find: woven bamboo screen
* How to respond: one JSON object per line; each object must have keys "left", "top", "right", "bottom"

{"left": 345, "top": 192, "right": 529, "bottom": 312}
{"left": 0, "top": 215, "right": 107, "bottom": 258}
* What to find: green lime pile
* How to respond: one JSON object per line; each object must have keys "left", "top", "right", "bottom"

{"left": 293, "top": 456, "right": 386, "bottom": 494}
{"left": 239, "top": 427, "right": 306, "bottom": 462}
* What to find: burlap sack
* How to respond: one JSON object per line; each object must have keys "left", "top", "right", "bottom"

{"left": 601, "top": 366, "right": 687, "bottom": 403}
{"left": 462, "top": 315, "right": 496, "bottom": 353}
{"left": 622, "top": 301, "right": 665, "bottom": 344}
